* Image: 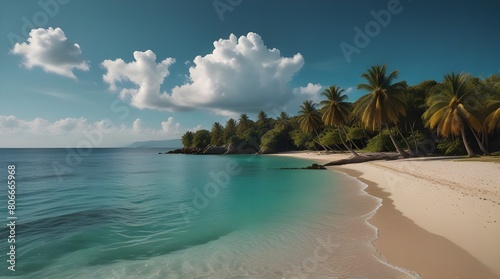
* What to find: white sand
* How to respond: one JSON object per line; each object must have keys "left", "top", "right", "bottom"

{"left": 272, "top": 151, "right": 500, "bottom": 277}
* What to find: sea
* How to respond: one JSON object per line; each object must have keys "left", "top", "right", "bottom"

{"left": 0, "top": 148, "right": 419, "bottom": 278}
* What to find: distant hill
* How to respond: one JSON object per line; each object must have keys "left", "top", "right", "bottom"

{"left": 126, "top": 139, "right": 182, "bottom": 148}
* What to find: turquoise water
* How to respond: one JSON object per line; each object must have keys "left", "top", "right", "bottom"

{"left": 0, "top": 149, "right": 417, "bottom": 278}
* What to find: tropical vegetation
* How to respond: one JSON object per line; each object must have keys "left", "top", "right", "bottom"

{"left": 180, "top": 65, "right": 500, "bottom": 157}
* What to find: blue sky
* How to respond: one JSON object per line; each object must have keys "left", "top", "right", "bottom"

{"left": 1, "top": 0, "right": 499, "bottom": 147}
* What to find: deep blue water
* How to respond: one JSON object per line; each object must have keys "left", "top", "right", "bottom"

{"left": 0, "top": 148, "right": 416, "bottom": 278}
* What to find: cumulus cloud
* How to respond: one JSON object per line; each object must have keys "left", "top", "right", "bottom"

{"left": 161, "top": 117, "right": 181, "bottom": 134}
{"left": 101, "top": 32, "right": 304, "bottom": 114}
{"left": 11, "top": 27, "right": 89, "bottom": 79}
{"left": 101, "top": 50, "right": 176, "bottom": 110}
{"left": 293, "top": 83, "right": 323, "bottom": 97}
{"left": 0, "top": 116, "right": 186, "bottom": 147}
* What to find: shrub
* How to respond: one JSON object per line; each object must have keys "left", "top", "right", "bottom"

{"left": 365, "top": 131, "right": 395, "bottom": 152}
{"left": 437, "top": 138, "right": 465, "bottom": 156}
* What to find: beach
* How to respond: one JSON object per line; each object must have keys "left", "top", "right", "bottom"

{"left": 273, "top": 151, "right": 500, "bottom": 278}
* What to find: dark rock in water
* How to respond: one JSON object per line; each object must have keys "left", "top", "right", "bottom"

{"left": 304, "top": 163, "right": 327, "bottom": 170}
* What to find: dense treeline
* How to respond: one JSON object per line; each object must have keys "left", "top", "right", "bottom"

{"left": 181, "top": 65, "right": 500, "bottom": 157}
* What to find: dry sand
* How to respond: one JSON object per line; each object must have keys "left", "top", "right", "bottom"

{"left": 272, "top": 151, "right": 500, "bottom": 278}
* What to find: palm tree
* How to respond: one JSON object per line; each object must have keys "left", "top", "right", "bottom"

{"left": 320, "top": 86, "right": 359, "bottom": 157}
{"left": 256, "top": 111, "right": 272, "bottom": 131}
{"left": 355, "top": 65, "right": 410, "bottom": 157}
{"left": 275, "top": 111, "right": 290, "bottom": 131}
{"left": 236, "top": 113, "right": 252, "bottom": 136}
{"left": 223, "top": 118, "right": 237, "bottom": 143}
{"left": 298, "top": 100, "right": 326, "bottom": 150}
{"left": 210, "top": 122, "right": 224, "bottom": 146}
{"left": 423, "top": 73, "right": 484, "bottom": 157}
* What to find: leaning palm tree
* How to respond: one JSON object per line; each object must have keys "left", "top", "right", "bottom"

{"left": 298, "top": 100, "right": 327, "bottom": 150}
{"left": 355, "top": 65, "right": 410, "bottom": 158}
{"left": 423, "top": 73, "right": 484, "bottom": 157}
{"left": 320, "top": 86, "right": 359, "bottom": 157}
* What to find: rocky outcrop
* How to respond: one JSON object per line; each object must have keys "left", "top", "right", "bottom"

{"left": 166, "top": 147, "right": 204, "bottom": 154}
{"left": 166, "top": 145, "right": 231, "bottom": 155}
{"left": 203, "top": 146, "right": 227, "bottom": 154}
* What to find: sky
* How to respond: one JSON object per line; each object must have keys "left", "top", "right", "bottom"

{"left": 1, "top": 0, "right": 499, "bottom": 147}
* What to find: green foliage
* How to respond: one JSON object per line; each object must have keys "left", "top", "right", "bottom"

{"left": 210, "top": 122, "right": 224, "bottom": 146}
{"left": 319, "top": 130, "right": 341, "bottom": 147}
{"left": 347, "top": 127, "right": 365, "bottom": 141}
{"left": 275, "top": 112, "right": 291, "bottom": 131}
{"left": 365, "top": 131, "right": 395, "bottom": 152}
{"left": 260, "top": 129, "right": 280, "bottom": 153}
{"left": 223, "top": 118, "right": 237, "bottom": 144}
{"left": 320, "top": 86, "right": 351, "bottom": 127}
{"left": 407, "top": 130, "right": 427, "bottom": 145}
{"left": 229, "top": 135, "right": 243, "bottom": 145}
{"left": 179, "top": 68, "right": 500, "bottom": 155}
{"left": 192, "top": 130, "right": 211, "bottom": 148}
{"left": 256, "top": 111, "right": 272, "bottom": 132}
{"left": 242, "top": 128, "right": 260, "bottom": 147}
{"left": 305, "top": 141, "right": 317, "bottom": 150}
{"left": 236, "top": 113, "right": 254, "bottom": 136}
{"left": 290, "top": 129, "right": 310, "bottom": 149}
{"left": 437, "top": 138, "right": 466, "bottom": 156}
{"left": 298, "top": 100, "right": 323, "bottom": 135}
{"left": 355, "top": 64, "right": 407, "bottom": 130}
{"left": 181, "top": 131, "right": 194, "bottom": 148}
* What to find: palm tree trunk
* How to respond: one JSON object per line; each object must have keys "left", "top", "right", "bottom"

{"left": 469, "top": 127, "right": 490, "bottom": 155}
{"left": 460, "top": 126, "right": 476, "bottom": 157}
{"left": 385, "top": 122, "right": 410, "bottom": 158}
{"left": 340, "top": 126, "right": 361, "bottom": 150}
{"left": 334, "top": 143, "right": 345, "bottom": 153}
{"left": 409, "top": 122, "right": 419, "bottom": 155}
{"left": 313, "top": 130, "right": 329, "bottom": 151}
{"left": 338, "top": 128, "right": 360, "bottom": 157}
{"left": 397, "top": 125, "right": 413, "bottom": 154}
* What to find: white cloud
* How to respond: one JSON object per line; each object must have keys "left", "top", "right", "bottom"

{"left": 282, "top": 83, "right": 324, "bottom": 113}
{"left": 101, "top": 32, "right": 304, "bottom": 114}
{"left": 161, "top": 117, "right": 181, "bottom": 134}
{"left": 293, "top": 83, "right": 323, "bottom": 96}
{"left": 101, "top": 50, "right": 176, "bottom": 110}
{"left": 48, "top": 117, "right": 89, "bottom": 133}
{"left": 0, "top": 116, "right": 184, "bottom": 147}
{"left": 11, "top": 27, "right": 89, "bottom": 79}
{"left": 132, "top": 118, "right": 142, "bottom": 132}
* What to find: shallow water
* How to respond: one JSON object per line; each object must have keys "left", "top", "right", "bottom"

{"left": 0, "top": 148, "right": 417, "bottom": 278}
